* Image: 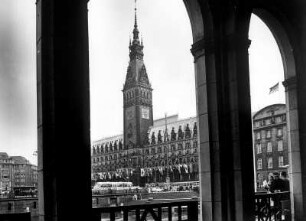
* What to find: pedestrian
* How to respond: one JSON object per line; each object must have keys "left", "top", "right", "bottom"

{"left": 265, "top": 175, "right": 274, "bottom": 192}
{"left": 270, "top": 172, "right": 282, "bottom": 193}
{"left": 280, "top": 171, "right": 290, "bottom": 191}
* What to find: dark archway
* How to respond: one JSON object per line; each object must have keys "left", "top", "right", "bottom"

{"left": 35, "top": 0, "right": 306, "bottom": 220}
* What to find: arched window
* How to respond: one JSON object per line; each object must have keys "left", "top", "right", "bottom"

{"left": 171, "top": 127, "right": 176, "bottom": 141}
{"left": 114, "top": 141, "right": 117, "bottom": 151}
{"left": 109, "top": 142, "right": 113, "bottom": 152}
{"left": 193, "top": 122, "right": 197, "bottom": 138}
{"left": 185, "top": 124, "right": 191, "bottom": 138}
{"left": 151, "top": 132, "right": 156, "bottom": 144}
{"left": 119, "top": 140, "right": 123, "bottom": 150}
{"left": 178, "top": 126, "right": 184, "bottom": 139}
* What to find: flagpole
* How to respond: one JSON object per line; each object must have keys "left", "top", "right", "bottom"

{"left": 165, "top": 113, "right": 170, "bottom": 189}
{"left": 279, "top": 81, "right": 283, "bottom": 104}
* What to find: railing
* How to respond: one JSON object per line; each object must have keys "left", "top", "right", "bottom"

{"left": 92, "top": 198, "right": 199, "bottom": 221}
{"left": 0, "top": 192, "right": 292, "bottom": 221}
{"left": 255, "top": 191, "right": 291, "bottom": 221}
{"left": 0, "top": 212, "right": 31, "bottom": 221}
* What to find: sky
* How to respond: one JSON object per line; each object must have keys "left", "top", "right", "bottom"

{"left": 0, "top": 0, "right": 284, "bottom": 165}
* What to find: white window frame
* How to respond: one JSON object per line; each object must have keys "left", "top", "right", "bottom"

{"left": 268, "top": 157, "right": 273, "bottom": 169}
{"left": 278, "top": 140, "right": 283, "bottom": 151}
{"left": 267, "top": 142, "right": 272, "bottom": 152}
{"left": 256, "top": 143, "right": 262, "bottom": 154}
{"left": 279, "top": 156, "right": 284, "bottom": 167}
{"left": 256, "top": 132, "right": 261, "bottom": 140}
{"left": 257, "top": 158, "right": 262, "bottom": 170}
{"left": 266, "top": 130, "right": 271, "bottom": 138}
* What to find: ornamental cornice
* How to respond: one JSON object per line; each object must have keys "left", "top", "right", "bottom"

{"left": 282, "top": 77, "right": 297, "bottom": 91}
{"left": 191, "top": 34, "right": 251, "bottom": 62}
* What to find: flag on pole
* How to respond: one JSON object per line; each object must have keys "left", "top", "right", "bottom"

{"left": 269, "top": 82, "right": 279, "bottom": 94}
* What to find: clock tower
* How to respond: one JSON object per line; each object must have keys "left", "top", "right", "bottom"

{"left": 123, "top": 7, "right": 153, "bottom": 150}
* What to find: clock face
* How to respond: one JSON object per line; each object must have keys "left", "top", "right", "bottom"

{"left": 141, "top": 107, "right": 150, "bottom": 119}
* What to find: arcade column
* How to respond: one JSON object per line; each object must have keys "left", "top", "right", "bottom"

{"left": 36, "top": 0, "right": 92, "bottom": 220}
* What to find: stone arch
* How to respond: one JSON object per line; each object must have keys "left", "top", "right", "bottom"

{"left": 252, "top": 9, "right": 296, "bottom": 80}
{"left": 183, "top": 0, "right": 205, "bottom": 42}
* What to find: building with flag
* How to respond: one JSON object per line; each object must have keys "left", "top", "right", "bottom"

{"left": 91, "top": 6, "right": 199, "bottom": 186}
{"left": 252, "top": 103, "right": 289, "bottom": 190}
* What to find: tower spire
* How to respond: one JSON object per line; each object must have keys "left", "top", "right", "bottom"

{"left": 123, "top": 0, "right": 153, "bottom": 152}
{"left": 134, "top": 0, "right": 138, "bottom": 28}
{"left": 128, "top": 0, "right": 143, "bottom": 61}
{"left": 133, "top": 0, "right": 139, "bottom": 42}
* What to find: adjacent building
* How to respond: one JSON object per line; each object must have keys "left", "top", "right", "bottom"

{"left": 252, "top": 104, "right": 288, "bottom": 190}
{"left": 0, "top": 153, "right": 37, "bottom": 193}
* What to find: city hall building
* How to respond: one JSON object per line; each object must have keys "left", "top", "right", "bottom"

{"left": 91, "top": 11, "right": 199, "bottom": 186}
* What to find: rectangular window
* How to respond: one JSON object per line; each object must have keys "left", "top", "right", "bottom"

{"left": 257, "top": 158, "right": 262, "bottom": 169}
{"left": 267, "top": 142, "right": 272, "bottom": 152}
{"left": 277, "top": 128, "right": 283, "bottom": 137}
{"left": 279, "top": 156, "right": 284, "bottom": 167}
{"left": 266, "top": 130, "right": 271, "bottom": 138}
{"left": 158, "top": 147, "right": 162, "bottom": 153}
{"left": 256, "top": 132, "right": 261, "bottom": 140}
{"left": 268, "top": 157, "right": 273, "bottom": 169}
{"left": 256, "top": 143, "right": 262, "bottom": 154}
{"left": 262, "top": 131, "right": 266, "bottom": 139}
{"left": 178, "top": 143, "right": 183, "bottom": 150}
{"left": 255, "top": 121, "right": 260, "bottom": 128}
{"left": 171, "top": 145, "right": 176, "bottom": 151}
{"left": 278, "top": 140, "right": 283, "bottom": 151}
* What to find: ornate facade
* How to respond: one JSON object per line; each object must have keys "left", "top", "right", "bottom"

{"left": 92, "top": 115, "right": 199, "bottom": 186}
{"left": 91, "top": 8, "right": 199, "bottom": 186}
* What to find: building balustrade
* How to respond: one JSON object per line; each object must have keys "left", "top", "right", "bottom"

{"left": 92, "top": 198, "right": 198, "bottom": 221}
{"left": 0, "top": 192, "right": 292, "bottom": 220}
